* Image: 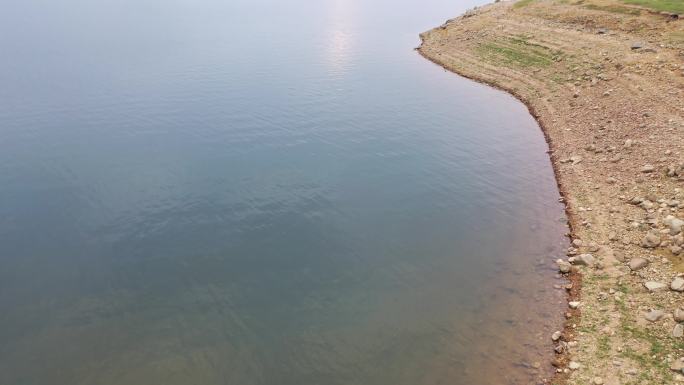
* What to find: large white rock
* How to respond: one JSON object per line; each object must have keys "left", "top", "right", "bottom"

{"left": 672, "top": 277, "right": 684, "bottom": 292}
{"left": 644, "top": 309, "right": 665, "bottom": 322}
{"left": 665, "top": 215, "right": 684, "bottom": 235}
{"left": 644, "top": 281, "right": 667, "bottom": 292}
{"left": 574, "top": 253, "right": 595, "bottom": 266}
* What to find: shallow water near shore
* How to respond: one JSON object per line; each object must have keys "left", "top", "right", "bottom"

{"left": 0, "top": 0, "right": 568, "bottom": 384}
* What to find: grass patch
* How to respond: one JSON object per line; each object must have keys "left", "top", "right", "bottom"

{"left": 550, "top": 73, "right": 567, "bottom": 83}
{"left": 667, "top": 31, "right": 684, "bottom": 44}
{"left": 616, "top": 282, "right": 630, "bottom": 294}
{"left": 476, "top": 36, "right": 560, "bottom": 68}
{"left": 514, "top": 0, "right": 537, "bottom": 8}
{"left": 597, "top": 334, "right": 611, "bottom": 358}
{"left": 616, "top": 300, "right": 675, "bottom": 383}
{"left": 622, "top": 0, "right": 684, "bottom": 13}
{"left": 584, "top": 3, "right": 642, "bottom": 14}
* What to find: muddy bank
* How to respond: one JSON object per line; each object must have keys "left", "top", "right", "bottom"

{"left": 418, "top": 0, "right": 684, "bottom": 383}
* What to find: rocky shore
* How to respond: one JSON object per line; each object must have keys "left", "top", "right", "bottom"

{"left": 418, "top": 0, "right": 684, "bottom": 383}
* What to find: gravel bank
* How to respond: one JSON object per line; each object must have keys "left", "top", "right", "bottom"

{"left": 418, "top": 0, "right": 684, "bottom": 383}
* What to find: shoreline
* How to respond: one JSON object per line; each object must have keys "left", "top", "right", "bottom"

{"left": 418, "top": 39, "right": 583, "bottom": 385}
{"left": 418, "top": 0, "right": 684, "bottom": 383}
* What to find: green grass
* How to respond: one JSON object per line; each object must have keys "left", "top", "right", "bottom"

{"left": 621, "top": 0, "right": 684, "bottom": 13}
{"left": 616, "top": 282, "right": 631, "bottom": 294}
{"left": 584, "top": 3, "right": 642, "bottom": 14}
{"left": 476, "top": 37, "right": 560, "bottom": 68}
{"left": 667, "top": 31, "right": 684, "bottom": 44}
{"left": 514, "top": 0, "right": 537, "bottom": 8}
{"left": 615, "top": 298, "right": 675, "bottom": 384}
{"left": 597, "top": 334, "right": 611, "bottom": 358}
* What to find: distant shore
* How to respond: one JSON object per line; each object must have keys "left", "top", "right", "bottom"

{"left": 418, "top": 0, "right": 684, "bottom": 383}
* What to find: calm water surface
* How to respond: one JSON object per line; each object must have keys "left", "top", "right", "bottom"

{"left": 0, "top": 0, "right": 569, "bottom": 384}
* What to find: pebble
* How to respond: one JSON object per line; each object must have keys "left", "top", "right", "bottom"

{"left": 552, "top": 331, "right": 562, "bottom": 341}
{"left": 628, "top": 257, "right": 649, "bottom": 271}
{"left": 672, "top": 277, "right": 684, "bottom": 292}
{"left": 568, "top": 361, "right": 580, "bottom": 370}
{"left": 671, "top": 358, "right": 684, "bottom": 372}
{"left": 569, "top": 301, "right": 581, "bottom": 309}
{"left": 641, "top": 164, "right": 655, "bottom": 173}
{"left": 575, "top": 253, "right": 595, "bottom": 266}
{"left": 665, "top": 215, "right": 684, "bottom": 235}
{"left": 676, "top": 234, "right": 684, "bottom": 246}
{"left": 675, "top": 308, "right": 684, "bottom": 323}
{"left": 593, "top": 377, "right": 604, "bottom": 385}
{"left": 644, "top": 281, "right": 667, "bottom": 292}
{"left": 642, "top": 231, "right": 661, "bottom": 248}
{"left": 674, "top": 324, "right": 684, "bottom": 338}
{"left": 644, "top": 309, "right": 665, "bottom": 322}
{"left": 556, "top": 259, "right": 572, "bottom": 273}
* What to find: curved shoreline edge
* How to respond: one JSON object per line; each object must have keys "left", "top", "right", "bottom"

{"left": 417, "top": 36, "right": 582, "bottom": 384}
{"left": 418, "top": 1, "right": 684, "bottom": 383}
{"left": 417, "top": 34, "right": 582, "bottom": 385}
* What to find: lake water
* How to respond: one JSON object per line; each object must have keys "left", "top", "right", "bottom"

{"left": 0, "top": 0, "right": 569, "bottom": 384}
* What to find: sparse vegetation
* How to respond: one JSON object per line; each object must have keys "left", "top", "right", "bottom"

{"left": 596, "top": 335, "right": 611, "bottom": 358}
{"left": 476, "top": 37, "right": 559, "bottom": 67}
{"left": 584, "top": 3, "right": 642, "bottom": 14}
{"left": 621, "top": 0, "right": 684, "bottom": 13}
{"left": 514, "top": 0, "right": 537, "bottom": 8}
{"left": 667, "top": 31, "right": 684, "bottom": 44}
{"left": 419, "top": 1, "right": 684, "bottom": 384}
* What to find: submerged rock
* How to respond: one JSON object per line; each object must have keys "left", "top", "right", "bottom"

{"left": 557, "top": 259, "right": 572, "bottom": 273}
